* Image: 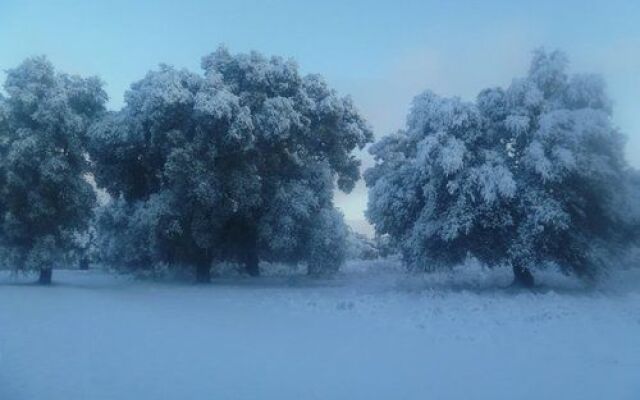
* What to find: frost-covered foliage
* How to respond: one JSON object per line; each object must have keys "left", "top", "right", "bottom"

{"left": 373, "top": 234, "right": 399, "bottom": 259}
{"left": 89, "top": 47, "right": 372, "bottom": 280}
{"left": 366, "top": 92, "right": 515, "bottom": 271}
{"left": 366, "top": 49, "right": 640, "bottom": 284}
{"left": 345, "top": 228, "right": 378, "bottom": 261}
{"left": 0, "top": 57, "right": 106, "bottom": 283}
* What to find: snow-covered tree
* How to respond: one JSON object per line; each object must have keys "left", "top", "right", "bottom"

{"left": 0, "top": 57, "right": 106, "bottom": 284}
{"left": 366, "top": 49, "right": 640, "bottom": 286}
{"left": 501, "top": 50, "right": 640, "bottom": 285}
{"left": 89, "top": 47, "right": 372, "bottom": 282}
{"left": 345, "top": 228, "right": 378, "bottom": 260}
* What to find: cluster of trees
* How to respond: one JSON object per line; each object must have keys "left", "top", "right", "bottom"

{"left": 0, "top": 48, "right": 372, "bottom": 283}
{"left": 0, "top": 48, "right": 637, "bottom": 287}
{"left": 366, "top": 49, "right": 640, "bottom": 286}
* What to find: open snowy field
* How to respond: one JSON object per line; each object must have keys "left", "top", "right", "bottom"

{"left": 1, "top": 261, "right": 639, "bottom": 400}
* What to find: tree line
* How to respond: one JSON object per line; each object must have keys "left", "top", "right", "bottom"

{"left": 0, "top": 47, "right": 637, "bottom": 287}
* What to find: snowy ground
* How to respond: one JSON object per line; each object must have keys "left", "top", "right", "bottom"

{"left": 1, "top": 261, "right": 639, "bottom": 400}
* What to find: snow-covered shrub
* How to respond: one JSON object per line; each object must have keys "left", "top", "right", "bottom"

{"left": 94, "top": 197, "right": 164, "bottom": 272}
{"left": 345, "top": 228, "right": 379, "bottom": 261}
{"left": 89, "top": 47, "right": 372, "bottom": 282}
{"left": 373, "top": 234, "right": 398, "bottom": 259}
{"left": 366, "top": 49, "right": 640, "bottom": 286}
{"left": 306, "top": 208, "right": 349, "bottom": 275}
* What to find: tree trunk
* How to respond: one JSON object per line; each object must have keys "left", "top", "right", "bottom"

{"left": 195, "top": 261, "right": 211, "bottom": 284}
{"left": 512, "top": 264, "right": 535, "bottom": 288}
{"left": 243, "top": 225, "right": 260, "bottom": 277}
{"left": 79, "top": 257, "right": 89, "bottom": 271}
{"left": 307, "top": 263, "right": 321, "bottom": 276}
{"left": 38, "top": 268, "right": 52, "bottom": 285}
{"left": 245, "top": 248, "right": 260, "bottom": 277}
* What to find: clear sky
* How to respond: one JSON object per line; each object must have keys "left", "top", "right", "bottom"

{"left": 1, "top": 0, "right": 639, "bottom": 233}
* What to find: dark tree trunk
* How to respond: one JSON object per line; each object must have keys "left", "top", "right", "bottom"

{"left": 195, "top": 261, "right": 211, "bottom": 284}
{"left": 79, "top": 257, "right": 90, "bottom": 271}
{"left": 512, "top": 264, "right": 535, "bottom": 288}
{"left": 243, "top": 225, "right": 260, "bottom": 277}
{"left": 307, "top": 263, "right": 321, "bottom": 276}
{"left": 38, "top": 268, "right": 52, "bottom": 285}
{"left": 245, "top": 248, "right": 260, "bottom": 277}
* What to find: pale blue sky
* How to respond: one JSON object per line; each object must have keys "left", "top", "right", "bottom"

{"left": 1, "top": 0, "right": 639, "bottom": 229}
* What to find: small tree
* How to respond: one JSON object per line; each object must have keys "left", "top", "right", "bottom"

{"left": 345, "top": 228, "right": 379, "bottom": 261}
{"left": 89, "top": 47, "right": 372, "bottom": 282}
{"left": 0, "top": 57, "right": 106, "bottom": 284}
{"left": 365, "top": 49, "right": 640, "bottom": 286}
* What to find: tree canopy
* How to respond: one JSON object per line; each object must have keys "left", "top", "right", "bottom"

{"left": 365, "top": 49, "right": 640, "bottom": 286}
{"left": 89, "top": 47, "right": 372, "bottom": 281}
